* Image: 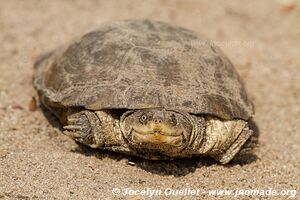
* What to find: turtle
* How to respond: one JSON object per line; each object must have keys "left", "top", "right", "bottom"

{"left": 33, "top": 19, "right": 254, "bottom": 164}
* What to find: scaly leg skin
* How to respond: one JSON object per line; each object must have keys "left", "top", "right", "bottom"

{"left": 199, "top": 117, "right": 253, "bottom": 164}
{"left": 63, "top": 109, "right": 99, "bottom": 147}
{"left": 63, "top": 109, "right": 129, "bottom": 153}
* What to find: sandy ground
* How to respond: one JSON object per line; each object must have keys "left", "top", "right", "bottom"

{"left": 0, "top": 0, "right": 299, "bottom": 199}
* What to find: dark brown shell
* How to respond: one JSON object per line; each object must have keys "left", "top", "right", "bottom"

{"left": 33, "top": 19, "right": 254, "bottom": 120}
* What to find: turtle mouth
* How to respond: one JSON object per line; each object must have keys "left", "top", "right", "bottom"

{"left": 129, "top": 129, "right": 186, "bottom": 147}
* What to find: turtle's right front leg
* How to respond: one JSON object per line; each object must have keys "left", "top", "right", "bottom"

{"left": 63, "top": 109, "right": 129, "bottom": 152}
{"left": 63, "top": 109, "right": 101, "bottom": 147}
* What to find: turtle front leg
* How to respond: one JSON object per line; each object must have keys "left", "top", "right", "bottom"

{"left": 203, "top": 118, "right": 253, "bottom": 164}
{"left": 63, "top": 109, "right": 129, "bottom": 152}
{"left": 190, "top": 117, "right": 253, "bottom": 164}
{"left": 63, "top": 109, "right": 100, "bottom": 147}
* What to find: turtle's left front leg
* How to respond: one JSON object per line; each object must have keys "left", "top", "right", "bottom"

{"left": 203, "top": 118, "right": 253, "bottom": 164}
{"left": 189, "top": 116, "right": 253, "bottom": 164}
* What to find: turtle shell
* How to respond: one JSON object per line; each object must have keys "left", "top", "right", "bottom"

{"left": 33, "top": 19, "right": 254, "bottom": 120}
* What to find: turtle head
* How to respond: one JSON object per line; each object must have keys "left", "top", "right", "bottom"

{"left": 120, "top": 109, "right": 194, "bottom": 156}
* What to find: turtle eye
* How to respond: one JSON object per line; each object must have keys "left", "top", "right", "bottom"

{"left": 170, "top": 114, "right": 177, "bottom": 125}
{"left": 139, "top": 113, "right": 148, "bottom": 124}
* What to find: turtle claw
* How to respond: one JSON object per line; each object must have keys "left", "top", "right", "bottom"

{"left": 63, "top": 110, "right": 96, "bottom": 145}
{"left": 63, "top": 125, "right": 83, "bottom": 131}
{"left": 67, "top": 118, "right": 78, "bottom": 123}
{"left": 63, "top": 129, "right": 82, "bottom": 139}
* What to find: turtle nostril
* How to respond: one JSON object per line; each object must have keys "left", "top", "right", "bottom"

{"left": 154, "top": 119, "right": 162, "bottom": 123}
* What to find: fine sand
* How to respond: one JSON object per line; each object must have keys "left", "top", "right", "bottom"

{"left": 0, "top": 1, "right": 299, "bottom": 199}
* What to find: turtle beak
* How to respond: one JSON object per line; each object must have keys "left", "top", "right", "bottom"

{"left": 130, "top": 123, "right": 185, "bottom": 147}
{"left": 131, "top": 130, "right": 184, "bottom": 147}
